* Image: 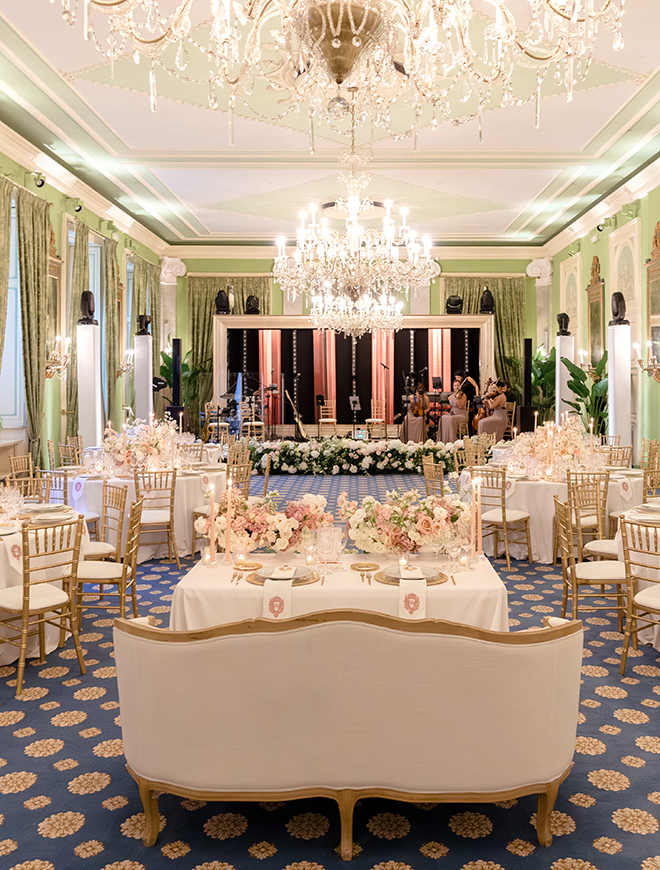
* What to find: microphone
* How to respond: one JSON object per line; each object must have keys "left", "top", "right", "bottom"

{"left": 380, "top": 363, "right": 390, "bottom": 370}
{"left": 419, "top": 366, "right": 428, "bottom": 373}
{"left": 294, "top": 372, "right": 301, "bottom": 379}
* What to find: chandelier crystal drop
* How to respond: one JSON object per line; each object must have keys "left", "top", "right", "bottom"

{"left": 55, "top": 0, "right": 625, "bottom": 139}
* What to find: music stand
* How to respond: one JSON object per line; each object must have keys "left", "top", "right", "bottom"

{"left": 349, "top": 396, "right": 361, "bottom": 439}
{"left": 432, "top": 376, "right": 442, "bottom": 391}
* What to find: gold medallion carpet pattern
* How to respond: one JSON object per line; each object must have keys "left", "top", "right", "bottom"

{"left": 0, "top": 475, "right": 659, "bottom": 870}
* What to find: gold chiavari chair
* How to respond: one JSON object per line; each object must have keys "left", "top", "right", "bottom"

{"left": 470, "top": 465, "right": 532, "bottom": 569}
{"left": 642, "top": 438, "right": 660, "bottom": 470}
{"left": 642, "top": 467, "right": 660, "bottom": 503}
{"left": 318, "top": 400, "right": 337, "bottom": 438}
{"left": 504, "top": 401, "right": 516, "bottom": 440}
{"left": 40, "top": 470, "right": 69, "bottom": 505}
{"left": 75, "top": 499, "right": 143, "bottom": 626}
{"left": 608, "top": 445, "right": 632, "bottom": 468}
{"left": 58, "top": 444, "right": 80, "bottom": 466}
{"left": 567, "top": 470, "right": 610, "bottom": 561}
{"left": 134, "top": 470, "right": 180, "bottom": 569}
{"left": 240, "top": 400, "right": 265, "bottom": 441}
{"left": 178, "top": 442, "right": 204, "bottom": 465}
{"left": 228, "top": 462, "right": 253, "bottom": 500}
{"left": 6, "top": 475, "right": 51, "bottom": 504}
{"left": 0, "top": 516, "right": 86, "bottom": 696}
{"left": 262, "top": 453, "right": 272, "bottom": 498}
{"left": 203, "top": 402, "right": 229, "bottom": 443}
{"left": 68, "top": 435, "right": 83, "bottom": 454}
{"left": 423, "top": 457, "right": 444, "bottom": 497}
{"left": 47, "top": 439, "right": 57, "bottom": 471}
{"left": 619, "top": 517, "right": 660, "bottom": 674}
{"left": 227, "top": 439, "right": 251, "bottom": 467}
{"left": 455, "top": 421, "right": 469, "bottom": 440}
{"left": 554, "top": 496, "right": 627, "bottom": 631}
{"left": 83, "top": 482, "right": 128, "bottom": 561}
{"left": 365, "top": 399, "right": 387, "bottom": 440}
{"left": 9, "top": 454, "right": 34, "bottom": 480}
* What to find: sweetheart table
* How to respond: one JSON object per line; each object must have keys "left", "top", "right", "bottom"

{"left": 68, "top": 470, "right": 226, "bottom": 562}
{"left": 170, "top": 553, "right": 509, "bottom": 633}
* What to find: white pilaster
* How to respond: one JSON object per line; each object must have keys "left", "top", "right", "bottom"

{"left": 160, "top": 257, "right": 186, "bottom": 350}
{"left": 555, "top": 335, "right": 575, "bottom": 424}
{"left": 527, "top": 257, "right": 553, "bottom": 351}
{"left": 134, "top": 334, "right": 153, "bottom": 423}
{"left": 76, "top": 324, "right": 103, "bottom": 447}
{"left": 607, "top": 324, "right": 632, "bottom": 447}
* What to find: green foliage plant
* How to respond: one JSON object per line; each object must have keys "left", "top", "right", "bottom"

{"left": 560, "top": 352, "right": 608, "bottom": 436}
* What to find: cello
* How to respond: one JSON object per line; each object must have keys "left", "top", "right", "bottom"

{"left": 472, "top": 378, "right": 496, "bottom": 432}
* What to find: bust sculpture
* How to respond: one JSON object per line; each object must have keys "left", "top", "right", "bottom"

{"left": 136, "top": 314, "right": 151, "bottom": 336}
{"left": 556, "top": 312, "right": 571, "bottom": 336}
{"left": 609, "top": 291, "right": 629, "bottom": 326}
{"left": 78, "top": 290, "right": 98, "bottom": 325}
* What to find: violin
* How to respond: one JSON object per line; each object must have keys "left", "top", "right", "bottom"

{"left": 411, "top": 393, "right": 429, "bottom": 418}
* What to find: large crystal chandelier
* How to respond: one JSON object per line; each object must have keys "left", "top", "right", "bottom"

{"left": 273, "top": 102, "right": 439, "bottom": 336}
{"left": 56, "top": 1, "right": 625, "bottom": 141}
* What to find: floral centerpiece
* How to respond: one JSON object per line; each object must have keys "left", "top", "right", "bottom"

{"left": 338, "top": 489, "right": 472, "bottom": 555}
{"left": 503, "top": 416, "right": 605, "bottom": 479}
{"left": 250, "top": 438, "right": 457, "bottom": 476}
{"left": 102, "top": 418, "right": 177, "bottom": 470}
{"left": 194, "top": 491, "right": 333, "bottom": 553}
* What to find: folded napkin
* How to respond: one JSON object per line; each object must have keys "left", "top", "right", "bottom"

{"left": 5, "top": 531, "right": 24, "bottom": 575}
{"left": 618, "top": 479, "right": 635, "bottom": 502}
{"left": 263, "top": 577, "right": 293, "bottom": 620}
{"left": 271, "top": 565, "right": 296, "bottom": 580}
{"left": 399, "top": 573, "right": 427, "bottom": 619}
{"left": 503, "top": 477, "right": 516, "bottom": 499}
{"left": 70, "top": 478, "right": 86, "bottom": 505}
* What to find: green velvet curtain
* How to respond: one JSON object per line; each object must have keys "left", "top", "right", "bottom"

{"left": 442, "top": 276, "right": 525, "bottom": 389}
{"left": 0, "top": 176, "right": 14, "bottom": 374}
{"left": 66, "top": 220, "right": 89, "bottom": 439}
{"left": 231, "top": 276, "right": 271, "bottom": 315}
{"left": 133, "top": 254, "right": 162, "bottom": 370}
{"left": 188, "top": 277, "right": 219, "bottom": 435}
{"left": 15, "top": 188, "right": 50, "bottom": 466}
{"left": 102, "top": 237, "right": 119, "bottom": 426}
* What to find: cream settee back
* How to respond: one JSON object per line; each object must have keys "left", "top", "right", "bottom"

{"left": 114, "top": 611, "right": 583, "bottom": 859}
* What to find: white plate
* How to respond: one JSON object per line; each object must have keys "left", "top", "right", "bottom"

{"left": 635, "top": 504, "right": 660, "bottom": 513}
{"left": 0, "top": 524, "right": 18, "bottom": 535}
{"left": 31, "top": 512, "right": 76, "bottom": 524}
{"left": 627, "top": 510, "right": 660, "bottom": 524}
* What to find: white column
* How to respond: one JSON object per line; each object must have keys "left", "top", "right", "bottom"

{"left": 134, "top": 334, "right": 153, "bottom": 422}
{"left": 526, "top": 257, "right": 553, "bottom": 350}
{"left": 555, "top": 335, "right": 574, "bottom": 425}
{"left": 160, "top": 257, "right": 186, "bottom": 350}
{"left": 76, "top": 324, "right": 103, "bottom": 447}
{"left": 608, "top": 324, "right": 632, "bottom": 447}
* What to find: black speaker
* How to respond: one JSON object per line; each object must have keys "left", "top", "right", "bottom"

{"left": 171, "top": 338, "right": 182, "bottom": 407}
{"left": 516, "top": 406, "right": 536, "bottom": 433}
{"left": 523, "top": 337, "right": 533, "bottom": 407}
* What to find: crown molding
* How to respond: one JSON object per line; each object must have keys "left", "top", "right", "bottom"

{"left": 169, "top": 243, "right": 539, "bottom": 261}
{"left": 0, "top": 120, "right": 169, "bottom": 257}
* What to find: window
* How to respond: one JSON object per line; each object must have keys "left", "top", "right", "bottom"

{"left": 0, "top": 204, "right": 26, "bottom": 428}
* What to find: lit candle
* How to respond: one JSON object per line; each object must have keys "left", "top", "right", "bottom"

{"left": 179, "top": 412, "right": 183, "bottom": 434}
{"left": 209, "top": 484, "right": 216, "bottom": 563}
{"left": 534, "top": 410, "right": 538, "bottom": 432}
{"left": 471, "top": 479, "right": 477, "bottom": 558}
{"left": 590, "top": 417, "right": 594, "bottom": 453}
{"left": 398, "top": 553, "right": 409, "bottom": 569}
{"left": 476, "top": 478, "right": 483, "bottom": 556}
{"left": 513, "top": 426, "right": 517, "bottom": 442}
{"left": 224, "top": 477, "right": 232, "bottom": 561}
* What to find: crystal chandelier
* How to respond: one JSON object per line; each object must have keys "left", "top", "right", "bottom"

{"left": 55, "top": 1, "right": 625, "bottom": 141}
{"left": 273, "top": 102, "right": 439, "bottom": 336}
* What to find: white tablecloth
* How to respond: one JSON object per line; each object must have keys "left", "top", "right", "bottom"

{"left": 0, "top": 508, "right": 90, "bottom": 664}
{"left": 170, "top": 553, "right": 509, "bottom": 632}
{"left": 68, "top": 471, "right": 226, "bottom": 562}
{"left": 460, "top": 469, "right": 643, "bottom": 564}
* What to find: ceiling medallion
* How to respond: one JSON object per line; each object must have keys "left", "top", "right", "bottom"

{"left": 56, "top": 1, "right": 624, "bottom": 142}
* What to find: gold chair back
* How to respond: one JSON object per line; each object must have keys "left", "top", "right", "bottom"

{"left": 262, "top": 453, "right": 272, "bottom": 498}
{"left": 47, "top": 439, "right": 57, "bottom": 471}
{"left": 6, "top": 475, "right": 51, "bottom": 503}
{"left": 607, "top": 445, "right": 632, "bottom": 468}
{"left": 100, "top": 482, "right": 129, "bottom": 555}
{"left": 423, "top": 461, "right": 444, "bottom": 497}
{"left": 178, "top": 442, "right": 204, "bottom": 464}
{"left": 619, "top": 518, "right": 660, "bottom": 673}
{"left": 40, "top": 470, "right": 69, "bottom": 505}
{"left": 228, "top": 462, "right": 252, "bottom": 500}
{"left": 9, "top": 454, "right": 33, "bottom": 480}
{"left": 58, "top": 444, "right": 80, "bottom": 466}
{"left": 504, "top": 402, "right": 516, "bottom": 439}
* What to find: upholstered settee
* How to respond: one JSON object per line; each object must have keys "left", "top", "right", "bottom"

{"left": 113, "top": 611, "right": 583, "bottom": 860}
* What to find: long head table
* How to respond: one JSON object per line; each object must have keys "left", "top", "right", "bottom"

{"left": 170, "top": 553, "right": 509, "bottom": 633}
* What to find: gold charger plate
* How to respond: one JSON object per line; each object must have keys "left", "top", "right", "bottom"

{"left": 350, "top": 562, "right": 380, "bottom": 572}
{"left": 246, "top": 569, "right": 319, "bottom": 587}
{"left": 234, "top": 561, "right": 263, "bottom": 571}
{"left": 373, "top": 569, "right": 449, "bottom": 586}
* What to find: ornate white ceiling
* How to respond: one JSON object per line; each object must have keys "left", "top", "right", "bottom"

{"left": 0, "top": 1, "right": 658, "bottom": 248}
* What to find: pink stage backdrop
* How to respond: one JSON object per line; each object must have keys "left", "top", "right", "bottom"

{"left": 428, "top": 328, "right": 452, "bottom": 391}
{"left": 259, "top": 330, "right": 282, "bottom": 424}
{"left": 313, "top": 330, "right": 336, "bottom": 419}
{"left": 371, "top": 330, "right": 394, "bottom": 423}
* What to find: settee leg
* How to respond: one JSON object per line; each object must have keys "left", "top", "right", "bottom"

{"left": 337, "top": 789, "right": 357, "bottom": 861}
{"left": 137, "top": 777, "right": 160, "bottom": 846}
{"left": 536, "top": 781, "right": 560, "bottom": 846}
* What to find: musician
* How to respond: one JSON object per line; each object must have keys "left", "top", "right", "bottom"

{"left": 440, "top": 375, "right": 478, "bottom": 442}
{"left": 399, "top": 383, "right": 430, "bottom": 443}
{"left": 477, "top": 379, "right": 509, "bottom": 441}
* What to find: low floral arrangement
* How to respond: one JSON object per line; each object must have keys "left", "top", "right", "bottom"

{"left": 249, "top": 438, "right": 457, "bottom": 476}
{"left": 194, "top": 492, "right": 333, "bottom": 553}
{"left": 503, "top": 416, "right": 605, "bottom": 478}
{"left": 338, "top": 489, "right": 473, "bottom": 555}
{"left": 102, "top": 419, "right": 178, "bottom": 469}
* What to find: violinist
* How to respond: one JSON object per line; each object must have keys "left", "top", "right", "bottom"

{"left": 477, "top": 379, "right": 509, "bottom": 442}
{"left": 399, "top": 382, "right": 430, "bottom": 444}
{"left": 440, "top": 374, "right": 478, "bottom": 442}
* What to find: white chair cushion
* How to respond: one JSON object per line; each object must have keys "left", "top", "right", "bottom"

{"left": 76, "top": 561, "right": 123, "bottom": 582}
{"left": 365, "top": 418, "right": 384, "bottom": 424}
{"left": 609, "top": 509, "right": 626, "bottom": 519}
{"left": 84, "top": 511, "right": 100, "bottom": 523}
{"left": 0, "top": 583, "right": 68, "bottom": 612}
{"left": 575, "top": 561, "right": 626, "bottom": 583}
{"left": 141, "top": 509, "right": 171, "bottom": 524}
{"left": 634, "top": 586, "right": 660, "bottom": 609}
{"left": 193, "top": 505, "right": 209, "bottom": 515}
{"left": 578, "top": 514, "right": 599, "bottom": 527}
{"left": 83, "top": 541, "right": 116, "bottom": 559}
{"left": 583, "top": 538, "right": 619, "bottom": 558}
{"left": 481, "top": 508, "right": 530, "bottom": 523}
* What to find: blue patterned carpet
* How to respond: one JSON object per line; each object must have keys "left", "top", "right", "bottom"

{"left": 1, "top": 474, "right": 660, "bottom": 870}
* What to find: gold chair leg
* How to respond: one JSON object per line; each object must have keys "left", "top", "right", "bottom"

{"left": 620, "top": 613, "right": 634, "bottom": 675}
{"left": 70, "top": 610, "right": 86, "bottom": 676}
{"left": 38, "top": 620, "right": 45, "bottom": 661}
{"left": 170, "top": 528, "right": 181, "bottom": 570}
{"left": 525, "top": 519, "right": 533, "bottom": 564}
{"left": 552, "top": 521, "right": 558, "bottom": 565}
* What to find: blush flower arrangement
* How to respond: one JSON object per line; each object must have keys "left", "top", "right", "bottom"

{"left": 338, "top": 489, "right": 472, "bottom": 555}
{"left": 504, "top": 415, "right": 605, "bottom": 479}
{"left": 194, "top": 491, "right": 333, "bottom": 553}
{"left": 102, "top": 419, "right": 177, "bottom": 469}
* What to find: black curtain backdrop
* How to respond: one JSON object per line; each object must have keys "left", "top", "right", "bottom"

{"left": 393, "top": 329, "right": 412, "bottom": 420}
{"left": 450, "top": 327, "right": 481, "bottom": 384}
{"left": 295, "top": 329, "right": 315, "bottom": 429}
{"left": 335, "top": 334, "right": 353, "bottom": 424}
{"left": 355, "top": 334, "right": 372, "bottom": 424}
{"left": 280, "top": 330, "right": 294, "bottom": 425}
